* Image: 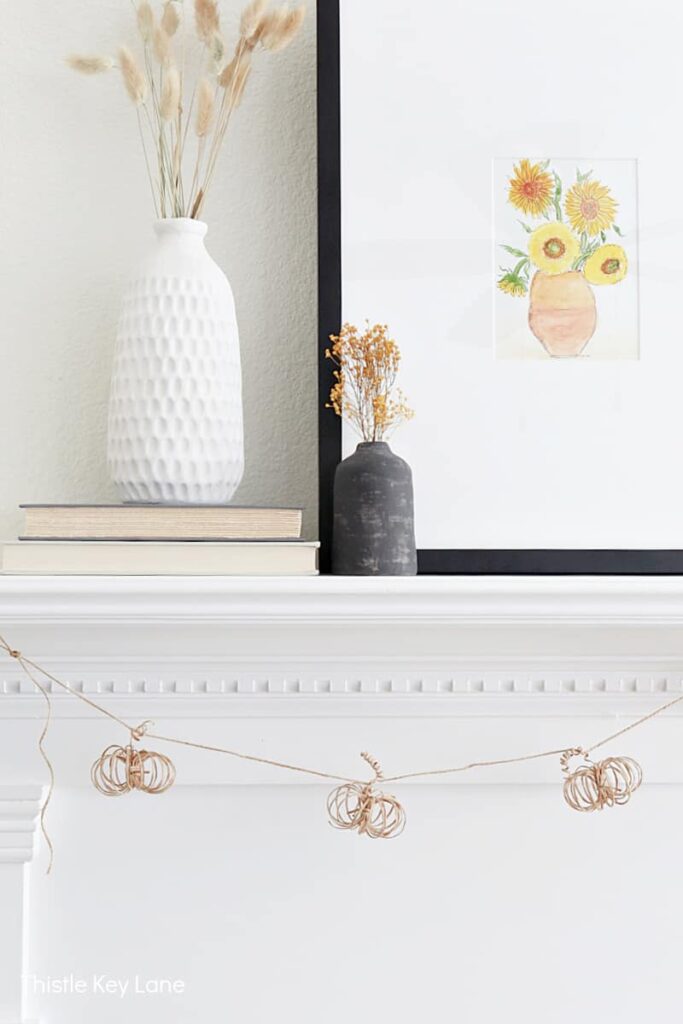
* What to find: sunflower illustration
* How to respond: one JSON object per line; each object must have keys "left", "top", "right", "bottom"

{"left": 584, "top": 244, "right": 628, "bottom": 285}
{"left": 507, "top": 159, "right": 554, "bottom": 218}
{"left": 565, "top": 179, "right": 617, "bottom": 237}
{"left": 498, "top": 270, "right": 527, "bottom": 297}
{"left": 528, "top": 222, "right": 580, "bottom": 275}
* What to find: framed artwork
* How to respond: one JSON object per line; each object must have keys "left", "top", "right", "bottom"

{"left": 317, "top": 0, "right": 683, "bottom": 574}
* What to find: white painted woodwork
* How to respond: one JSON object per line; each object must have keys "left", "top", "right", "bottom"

{"left": 0, "top": 787, "right": 42, "bottom": 1024}
{"left": 2, "top": 576, "right": 683, "bottom": 1023}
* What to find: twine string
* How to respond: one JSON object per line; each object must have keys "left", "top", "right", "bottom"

{"left": 6, "top": 651, "right": 55, "bottom": 873}
{"left": 144, "top": 731, "right": 360, "bottom": 784}
{"left": 0, "top": 635, "right": 138, "bottom": 737}
{"left": 3, "top": 633, "right": 683, "bottom": 846}
{"left": 586, "top": 692, "right": 683, "bottom": 754}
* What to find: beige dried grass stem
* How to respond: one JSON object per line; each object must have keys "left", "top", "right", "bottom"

{"left": 69, "top": 0, "right": 306, "bottom": 219}
{"left": 118, "top": 46, "right": 147, "bottom": 105}
{"left": 195, "top": 0, "right": 220, "bottom": 42}
{"left": 66, "top": 54, "right": 114, "bottom": 74}
{"left": 196, "top": 77, "right": 215, "bottom": 136}
{"left": 160, "top": 66, "right": 181, "bottom": 121}
{"left": 161, "top": 1, "right": 180, "bottom": 36}
{"left": 136, "top": 1, "right": 154, "bottom": 41}
{"left": 153, "top": 25, "right": 172, "bottom": 65}
{"left": 240, "top": 0, "right": 268, "bottom": 39}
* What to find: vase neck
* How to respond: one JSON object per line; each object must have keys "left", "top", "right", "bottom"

{"left": 153, "top": 218, "right": 208, "bottom": 245}
{"left": 356, "top": 441, "right": 391, "bottom": 450}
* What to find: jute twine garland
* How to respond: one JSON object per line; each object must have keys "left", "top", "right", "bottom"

{"left": 327, "top": 752, "right": 406, "bottom": 839}
{"left": 2, "top": 632, "right": 683, "bottom": 870}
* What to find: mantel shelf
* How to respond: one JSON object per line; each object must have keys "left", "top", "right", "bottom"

{"left": 2, "top": 575, "right": 683, "bottom": 787}
{"left": 2, "top": 574, "right": 683, "bottom": 625}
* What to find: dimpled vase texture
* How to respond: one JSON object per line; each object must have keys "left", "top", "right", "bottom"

{"left": 332, "top": 442, "right": 417, "bottom": 576}
{"left": 107, "top": 219, "right": 244, "bottom": 503}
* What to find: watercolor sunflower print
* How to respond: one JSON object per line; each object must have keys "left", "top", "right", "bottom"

{"left": 584, "top": 244, "right": 628, "bottom": 285}
{"left": 507, "top": 159, "right": 554, "bottom": 218}
{"left": 496, "top": 159, "right": 635, "bottom": 359}
{"left": 528, "top": 223, "right": 580, "bottom": 275}
{"left": 565, "top": 177, "right": 618, "bottom": 237}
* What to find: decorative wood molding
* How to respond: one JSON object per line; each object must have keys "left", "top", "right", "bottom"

{"left": 1, "top": 577, "right": 683, "bottom": 788}
{"left": 0, "top": 786, "right": 43, "bottom": 1024}
{"left": 0, "top": 786, "right": 44, "bottom": 864}
{"left": 4, "top": 574, "right": 683, "bottom": 625}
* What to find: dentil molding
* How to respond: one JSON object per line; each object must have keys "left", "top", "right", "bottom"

{"left": 2, "top": 576, "right": 683, "bottom": 785}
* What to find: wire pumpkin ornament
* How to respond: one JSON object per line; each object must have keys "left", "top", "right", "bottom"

{"left": 561, "top": 747, "right": 642, "bottom": 813}
{"left": 91, "top": 722, "right": 176, "bottom": 797}
{"left": 327, "top": 752, "right": 406, "bottom": 839}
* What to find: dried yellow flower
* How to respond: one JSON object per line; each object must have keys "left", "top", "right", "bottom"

{"left": 326, "top": 322, "right": 414, "bottom": 441}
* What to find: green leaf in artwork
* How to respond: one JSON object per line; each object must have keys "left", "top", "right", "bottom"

{"left": 601, "top": 231, "right": 606, "bottom": 243}
{"left": 613, "top": 224, "right": 624, "bottom": 236}
{"left": 501, "top": 245, "right": 528, "bottom": 258}
{"left": 539, "top": 159, "right": 550, "bottom": 170}
{"left": 518, "top": 221, "right": 533, "bottom": 233}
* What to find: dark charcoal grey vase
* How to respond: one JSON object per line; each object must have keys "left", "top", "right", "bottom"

{"left": 332, "top": 441, "right": 417, "bottom": 576}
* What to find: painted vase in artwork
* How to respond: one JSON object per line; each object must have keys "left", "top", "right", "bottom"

{"left": 107, "top": 219, "right": 244, "bottom": 503}
{"left": 528, "top": 270, "right": 596, "bottom": 358}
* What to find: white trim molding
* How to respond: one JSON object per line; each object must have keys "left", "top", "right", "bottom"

{"left": 1, "top": 576, "right": 683, "bottom": 786}
{"left": 0, "top": 787, "right": 43, "bottom": 1024}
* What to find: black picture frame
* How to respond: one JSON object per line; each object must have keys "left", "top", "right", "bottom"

{"left": 316, "top": 0, "right": 683, "bottom": 576}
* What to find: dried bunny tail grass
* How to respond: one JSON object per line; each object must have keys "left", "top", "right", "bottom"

{"left": 210, "top": 33, "right": 226, "bottom": 70}
{"left": 66, "top": 54, "right": 114, "bottom": 74}
{"left": 153, "top": 25, "right": 172, "bottom": 64}
{"left": 275, "top": 5, "right": 306, "bottom": 49}
{"left": 136, "top": 1, "right": 155, "bottom": 42}
{"left": 218, "top": 51, "right": 245, "bottom": 89}
{"left": 160, "top": 65, "right": 181, "bottom": 120}
{"left": 218, "top": 53, "right": 252, "bottom": 99}
{"left": 259, "top": 5, "right": 305, "bottom": 52}
{"left": 195, "top": 0, "right": 220, "bottom": 43}
{"left": 195, "top": 77, "right": 215, "bottom": 136}
{"left": 161, "top": 1, "right": 181, "bottom": 37}
{"left": 118, "top": 46, "right": 148, "bottom": 105}
{"left": 257, "top": 8, "right": 287, "bottom": 49}
{"left": 218, "top": 55, "right": 236, "bottom": 88}
{"left": 240, "top": 0, "right": 268, "bottom": 40}
{"left": 231, "top": 60, "right": 252, "bottom": 106}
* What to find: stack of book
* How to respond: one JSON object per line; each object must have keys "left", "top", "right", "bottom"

{"left": 1, "top": 505, "right": 318, "bottom": 575}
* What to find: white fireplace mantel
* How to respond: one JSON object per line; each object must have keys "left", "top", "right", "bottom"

{"left": 3, "top": 575, "right": 683, "bottom": 1024}
{"left": 2, "top": 575, "right": 683, "bottom": 786}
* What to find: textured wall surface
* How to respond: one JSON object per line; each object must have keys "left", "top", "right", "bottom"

{"left": 0, "top": 1, "right": 318, "bottom": 539}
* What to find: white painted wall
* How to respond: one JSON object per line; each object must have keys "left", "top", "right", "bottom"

{"left": 0, "top": 1, "right": 318, "bottom": 540}
{"left": 25, "top": 784, "right": 683, "bottom": 1023}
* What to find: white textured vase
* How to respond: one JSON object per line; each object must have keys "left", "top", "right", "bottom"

{"left": 107, "top": 218, "right": 244, "bottom": 503}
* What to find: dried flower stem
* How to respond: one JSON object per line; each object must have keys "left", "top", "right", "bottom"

{"left": 326, "top": 323, "right": 414, "bottom": 442}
